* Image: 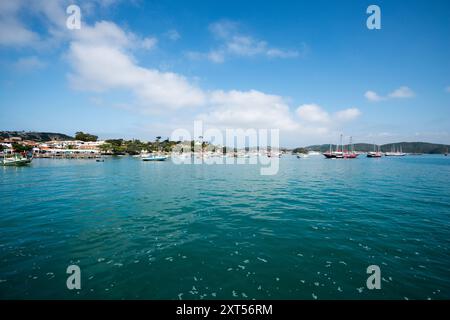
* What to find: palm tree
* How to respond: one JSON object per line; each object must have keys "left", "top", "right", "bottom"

{"left": 154, "top": 136, "right": 162, "bottom": 153}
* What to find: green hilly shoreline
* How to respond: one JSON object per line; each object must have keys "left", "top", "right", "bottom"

{"left": 1, "top": 131, "right": 449, "bottom": 154}
{"left": 305, "top": 142, "right": 450, "bottom": 154}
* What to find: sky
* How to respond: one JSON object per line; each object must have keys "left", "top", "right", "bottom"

{"left": 0, "top": 0, "right": 449, "bottom": 147}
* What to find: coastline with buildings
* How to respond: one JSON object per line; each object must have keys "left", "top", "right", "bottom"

{"left": 1, "top": 131, "right": 449, "bottom": 162}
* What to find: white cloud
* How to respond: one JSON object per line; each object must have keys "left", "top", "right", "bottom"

{"left": 190, "top": 20, "right": 303, "bottom": 63}
{"left": 209, "top": 20, "right": 238, "bottom": 39}
{"left": 334, "top": 108, "right": 361, "bottom": 121}
{"left": 365, "top": 86, "right": 415, "bottom": 102}
{"left": 296, "top": 104, "right": 361, "bottom": 124}
{"left": 388, "top": 86, "right": 415, "bottom": 98}
{"left": 266, "top": 48, "right": 299, "bottom": 58}
{"left": 364, "top": 90, "right": 385, "bottom": 102}
{"left": 165, "top": 29, "right": 180, "bottom": 41}
{"left": 14, "top": 56, "right": 47, "bottom": 71}
{"left": 141, "top": 37, "right": 157, "bottom": 50}
{"left": 0, "top": 1, "right": 40, "bottom": 47}
{"left": 68, "top": 21, "right": 360, "bottom": 136}
{"left": 72, "top": 20, "right": 157, "bottom": 51}
{"left": 226, "top": 36, "right": 267, "bottom": 56}
{"left": 67, "top": 21, "right": 206, "bottom": 110}
{"left": 201, "top": 90, "right": 299, "bottom": 130}
{"left": 296, "top": 104, "right": 330, "bottom": 123}
{"left": 207, "top": 50, "right": 225, "bottom": 63}
{"left": 0, "top": 0, "right": 127, "bottom": 49}
{"left": 1, "top": 4, "right": 359, "bottom": 144}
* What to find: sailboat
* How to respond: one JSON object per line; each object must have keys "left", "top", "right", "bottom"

{"left": 385, "top": 144, "right": 406, "bottom": 156}
{"left": 323, "top": 135, "right": 343, "bottom": 159}
{"left": 367, "top": 144, "right": 382, "bottom": 158}
{"left": 323, "top": 135, "right": 358, "bottom": 159}
{"left": 343, "top": 136, "right": 358, "bottom": 158}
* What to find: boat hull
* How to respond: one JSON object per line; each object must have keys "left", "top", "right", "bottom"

{"left": 367, "top": 152, "right": 382, "bottom": 158}
{"left": 385, "top": 153, "right": 406, "bottom": 156}
{"left": 142, "top": 156, "right": 168, "bottom": 161}
{"left": 1, "top": 159, "right": 32, "bottom": 166}
{"left": 323, "top": 153, "right": 358, "bottom": 159}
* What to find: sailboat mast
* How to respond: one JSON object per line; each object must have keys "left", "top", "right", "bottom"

{"left": 349, "top": 136, "right": 353, "bottom": 154}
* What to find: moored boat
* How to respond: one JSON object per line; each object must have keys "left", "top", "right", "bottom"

{"left": 385, "top": 145, "right": 406, "bottom": 156}
{"left": 323, "top": 135, "right": 358, "bottom": 159}
{"left": 367, "top": 152, "right": 382, "bottom": 158}
{"left": 1, "top": 154, "right": 32, "bottom": 166}
{"left": 367, "top": 144, "right": 382, "bottom": 158}
{"left": 142, "top": 155, "right": 168, "bottom": 161}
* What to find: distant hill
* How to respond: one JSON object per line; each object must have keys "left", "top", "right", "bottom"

{"left": 305, "top": 142, "right": 450, "bottom": 154}
{"left": 0, "top": 131, "right": 74, "bottom": 142}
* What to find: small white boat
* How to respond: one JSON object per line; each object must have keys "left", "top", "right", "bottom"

{"left": 142, "top": 155, "right": 168, "bottom": 161}
{"left": 1, "top": 154, "right": 32, "bottom": 166}
{"left": 296, "top": 153, "right": 309, "bottom": 158}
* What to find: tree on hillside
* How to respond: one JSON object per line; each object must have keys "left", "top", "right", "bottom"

{"left": 99, "top": 143, "right": 113, "bottom": 153}
{"left": 12, "top": 143, "right": 33, "bottom": 153}
{"left": 292, "top": 147, "right": 308, "bottom": 154}
{"left": 75, "top": 132, "right": 98, "bottom": 142}
{"left": 104, "top": 139, "right": 126, "bottom": 154}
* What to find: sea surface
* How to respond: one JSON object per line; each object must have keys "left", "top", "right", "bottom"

{"left": 0, "top": 155, "right": 449, "bottom": 299}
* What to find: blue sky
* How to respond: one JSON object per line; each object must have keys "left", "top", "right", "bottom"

{"left": 0, "top": 0, "right": 449, "bottom": 147}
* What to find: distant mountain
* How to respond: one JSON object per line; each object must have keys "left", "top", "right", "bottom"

{"left": 0, "top": 131, "right": 74, "bottom": 142}
{"left": 305, "top": 142, "right": 450, "bottom": 154}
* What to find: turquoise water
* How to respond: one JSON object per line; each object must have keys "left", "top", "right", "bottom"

{"left": 0, "top": 155, "right": 449, "bottom": 299}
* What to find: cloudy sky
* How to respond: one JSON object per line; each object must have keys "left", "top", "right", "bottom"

{"left": 0, "top": 0, "right": 449, "bottom": 147}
